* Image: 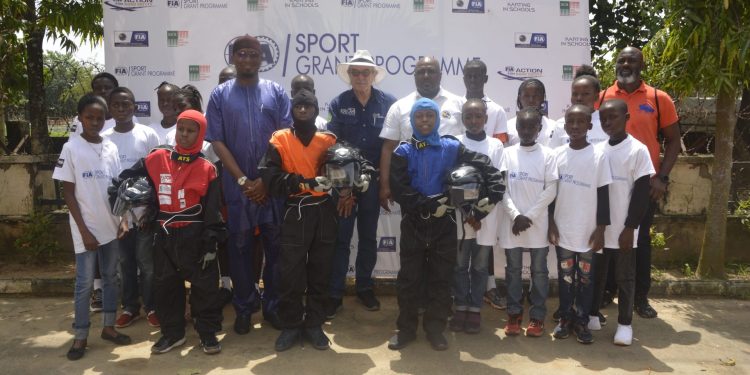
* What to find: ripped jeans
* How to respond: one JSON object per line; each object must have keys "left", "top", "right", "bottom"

{"left": 556, "top": 247, "right": 595, "bottom": 325}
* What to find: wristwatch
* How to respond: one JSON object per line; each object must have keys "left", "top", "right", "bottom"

{"left": 237, "top": 176, "right": 248, "bottom": 186}
{"left": 658, "top": 174, "right": 669, "bottom": 184}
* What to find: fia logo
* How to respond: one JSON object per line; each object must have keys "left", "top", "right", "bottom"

{"left": 167, "top": 0, "right": 180, "bottom": 7}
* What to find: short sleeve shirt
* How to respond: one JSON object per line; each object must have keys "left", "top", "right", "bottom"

{"left": 549, "top": 111, "right": 609, "bottom": 148}
{"left": 379, "top": 88, "right": 463, "bottom": 142}
{"left": 456, "top": 96, "right": 509, "bottom": 137}
{"left": 597, "top": 81, "right": 679, "bottom": 173}
{"left": 507, "top": 116, "right": 557, "bottom": 147}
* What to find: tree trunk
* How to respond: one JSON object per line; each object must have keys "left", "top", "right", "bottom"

{"left": 24, "top": 0, "right": 48, "bottom": 155}
{"left": 696, "top": 86, "right": 736, "bottom": 279}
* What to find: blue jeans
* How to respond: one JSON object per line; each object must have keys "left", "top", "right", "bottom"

{"left": 73, "top": 240, "right": 119, "bottom": 340}
{"left": 505, "top": 247, "right": 549, "bottom": 320}
{"left": 556, "top": 246, "right": 595, "bottom": 324}
{"left": 118, "top": 227, "right": 154, "bottom": 313}
{"left": 453, "top": 239, "right": 490, "bottom": 311}
{"left": 329, "top": 183, "right": 380, "bottom": 298}
{"left": 229, "top": 222, "right": 280, "bottom": 318}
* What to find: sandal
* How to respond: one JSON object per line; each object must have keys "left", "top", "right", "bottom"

{"left": 101, "top": 331, "right": 132, "bottom": 345}
{"left": 67, "top": 340, "right": 87, "bottom": 361}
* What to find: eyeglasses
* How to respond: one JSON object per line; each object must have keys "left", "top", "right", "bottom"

{"left": 348, "top": 69, "right": 373, "bottom": 78}
{"left": 234, "top": 50, "right": 261, "bottom": 60}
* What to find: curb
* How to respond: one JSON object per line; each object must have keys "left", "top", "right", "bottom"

{"left": 1, "top": 277, "right": 748, "bottom": 299}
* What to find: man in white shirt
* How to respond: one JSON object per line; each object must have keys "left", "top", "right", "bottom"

{"left": 378, "top": 56, "right": 462, "bottom": 211}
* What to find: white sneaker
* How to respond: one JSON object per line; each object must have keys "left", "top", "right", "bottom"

{"left": 614, "top": 324, "right": 633, "bottom": 346}
{"left": 588, "top": 315, "right": 601, "bottom": 331}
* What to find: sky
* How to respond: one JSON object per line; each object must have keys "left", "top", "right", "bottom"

{"left": 43, "top": 36, "right": 105, "bottom": 65}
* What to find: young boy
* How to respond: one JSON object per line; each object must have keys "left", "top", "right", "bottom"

{"left": 451, "top": 98, "right": 506, "bottom": 334}
{"left": 149, "top": 82, "right": 179, "bottom": 144}
{"left": 116, "top": 109, "right": 225, "bottom": 355}
{"left": 102, "top": 87, "right": 161, "bottom": 328}
{"left": 549, "top": 104, "right": 612, "bottom": 345}
{"left": 500, "top": 108, "right": 558, "bottom": 337}
{"left": 259, "top": 90, "right": 371, "bottom": 351}
{"left": 55, "top": 93, "right": 130, "bottom": 360}
{"left": 458, "top": 60, "right": 510, "bottom": 310}
{"left": 595, "top": 99, "right": 654, "bottom": 345}
{"left": 388, "top": 98, "right": 504, "bottom": 351}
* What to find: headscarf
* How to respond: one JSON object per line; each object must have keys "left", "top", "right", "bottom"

{"left": 175, "top": 109, "right": 206, "bottom": 155}
{"left": 232, "top": 35, "right": 261, "bottom": 53}
{"left": 292, "top": 89, "right": 319, "bottom": 132}
{"left": 410, "top": 98, "right": 441, "bottom": 148}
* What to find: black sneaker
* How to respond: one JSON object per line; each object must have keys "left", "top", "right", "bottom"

{"left": 219, "top": 288, "right": 233, "bottom": 308}
{"left": 357, "top": 290, "right": 381, "bottom": 311}
{"left": 597, "top": 311, "right": 607, "bottom": 326}
{"left": 387, "top": 333, "right": 415, "bottom": 350}
{"left": 552, "top": 308, "right": 561, "bottom": 322}
{"left": 89, "top": 288, "right": 103, "bottom": 312}
{"left": 325, "top": 297, "right": 343, "bottom": 320}
{"left": 151, "top": 335, "right": 186, "bottom": 354}
{"left": 426, "top": 332, "right": 448, "bottom": 351}
{"left": 199, "top": 333, "right": 221, "bottom": 355}
{"left": 573, "top": 321, "right": 594, "bottom": 344}
{"left": 303, "top": 326, "right": 330, "bottom": 350}
{"left": 636, "top": 302, "right": 658, "bottom": 319}
{"left": 234, "top": 313, "right": 251, "bottom": 335}
{"left": 275, "top": 328, "right": 301, "bottom": 352}
{"left": 553, "top": 319, "right": 572, "bottom": 339}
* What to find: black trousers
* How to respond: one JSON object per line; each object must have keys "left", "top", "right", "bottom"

{"left": 396, "top": 213, "right": 457, "bottom": 338}
{"left": 153, "top": 224, "right": 223, "bottom": 339}
{"left": 635, "top": 201, "right": 657, "bottom": 304}
{"left": 277, "top": 197, "right": 337, "bottom": 329}
{"left": 591, "top": 248, "right": 637, "bottom": 325}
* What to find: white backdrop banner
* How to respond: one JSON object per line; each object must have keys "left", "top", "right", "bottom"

{"left": 104, "top": 0, "right": 590, "bottom": 279}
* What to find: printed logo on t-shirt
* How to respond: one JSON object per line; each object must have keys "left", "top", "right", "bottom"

{"left": 56, "top": 158, "right": 65, "bottom": 168}
{"left": 160, "top": 174, "right": 172, "bottom": 184}
{"left": 639, "top": 103, "right": 655, "bottom": 113}
{"left": 441, "top": 110, "right": 452, "bottom": 119}
{"left": 340, "top": 108, "right": 356, "bottom": 116}
{"left": 559, "top": 173, "right": 590, "bottom": 188}
{"left": 508, "top": 171, "right": 544, "bottom": 184}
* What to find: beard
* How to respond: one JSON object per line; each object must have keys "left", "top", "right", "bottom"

{"left": 617, "top": 72, "right": 638, "bottom": 85}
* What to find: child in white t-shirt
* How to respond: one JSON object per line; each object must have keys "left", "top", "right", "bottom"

{"left": 506, "top": 79, "right": 557, "bottom": 147}
{"left": 54, "top": 93, "right": 131, "bottom": 361}
{"left": 149, "top": 82, "right": 179, "bottom": 144}
{"left": 591, "top": 99, "right": 654, "bottom": 346}
{"left": 549, "top": 104, "right": 612, "bottom": 345}
{"left": 451, "top": 98, "right": 506, "bottom": 334}
{"left": 549, "top": 69, "right": 608, "bottom": 148}
{"left": 102, "top": 87, "right": 161, "bottom": 329}
{"left": 500, "top": 108, "right": 558, "bottom": 337}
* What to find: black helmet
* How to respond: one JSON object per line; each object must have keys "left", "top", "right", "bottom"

{"left": 446, "top": 164, "right": 484, "bottom": 216}
{"left": 322, "top": 143, "right": 363, "bottom": 189}
{"left": 112, "top": 176, "right": 154, "bottom": 216}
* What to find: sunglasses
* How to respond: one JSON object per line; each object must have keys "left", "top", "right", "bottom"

{"left": 234, "top": 50, "right": 261, "bottom": 59}
{"left": 348, "top": 69, "right": 373, "bottom": 77}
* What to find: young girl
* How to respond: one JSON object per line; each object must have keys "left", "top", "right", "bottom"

{"left": 54, "top": 93, "right": 131, "bottom": 361}
{"left": 149, "top": 81, "right": 180, "bottom": 143}
{"left": 506, "top": 79, "right": 557, "bottom": 147}
{"left": 117, "top": 110, "right": 225, "bottom": 355}
{"left": 549, "top": 67, "right": 609, "bottom": 148}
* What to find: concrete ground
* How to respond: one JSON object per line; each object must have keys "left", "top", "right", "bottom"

{"left": 0, "top": 297, "right": 747, "bottom": 375}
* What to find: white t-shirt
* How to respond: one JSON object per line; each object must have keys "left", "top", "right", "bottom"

{"left": 506, "top": 116, "right": 557, "bottom": 147}
{"left": 102, "top": 123, "right": 160, "bottom": 170}
{"left": 379, "top": 88, "right": 463, "bottom": 141}
{"left": 553, "top": 144, "right": 613, "bottom": 252}
{"left": 52, "top": 136, "right": 121, "bottom": 254}
{"left": 457, "top": 96, "right": 508, "bottom": 138}
{"left": 148, "top": 121, "right": 176, "bottom": 145}
{"left": 165, "top": 128, "right": 220, "bottom": 164}
{"left": 549, "top": 111, "right": 608, "bottom": 148}
{"left": 315, "top": 116, "right": 328, "bottom": 131}
{"left": 602, "top": 135, "right": 655, "bottom": 249}
{"left": 456, "top": 134, "right": 505, "bottom": 246}
{"left": 499, "top": 143, "right": 558, "bottom": 249}
{"left": 70, "top": 116, "right": 116, "bottom": 136}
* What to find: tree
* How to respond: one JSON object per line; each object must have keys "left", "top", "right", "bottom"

{"left": 44, "top": 51, "right": 100, "bottom": 122}
{"left": 644, "top": 0, "right": 750, "bottom": 278}
{"left": 0, "top": 1, "right": 102, "bottom": 154}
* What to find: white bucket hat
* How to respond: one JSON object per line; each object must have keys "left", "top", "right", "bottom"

{"left": 336, "top": 50, "right": 387, "bottom": 85}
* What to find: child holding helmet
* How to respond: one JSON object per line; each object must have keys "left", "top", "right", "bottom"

{"left": 388, "top": 98, "right": 505, "bottom": 351}
{"left": 451, "top": 98, "right": 507, "bottom": 334}
{"left": 259, "top": 89, "right": 373, "bottom": 352}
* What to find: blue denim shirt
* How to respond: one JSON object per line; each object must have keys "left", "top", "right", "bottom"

{"left": 327, "top": 87, "right": 396, "bottom": 166}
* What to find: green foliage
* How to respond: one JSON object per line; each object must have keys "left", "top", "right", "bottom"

{"left": 727, "top": 263, "right": 750, "bottom": 277}
{"left": 14, "top": 211, "right": 62, "bottom": 264}
{"left": 589, "top": 0, "right": 664, "bottom": 81}
{"left": 682, "top": 262, "right": 693, "bottom": 277}
{"left": 735, "top": 197, "right": 750, "bottom": 232}
{"left": 44, "top": 51, "right": 102, "bottom": 120}
{"left": 650, "top": 227, "right": 669, "bottom": 250}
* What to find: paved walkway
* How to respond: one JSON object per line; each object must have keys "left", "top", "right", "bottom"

{"left": 0, "top": 297, "right": 748, "bottom": 374}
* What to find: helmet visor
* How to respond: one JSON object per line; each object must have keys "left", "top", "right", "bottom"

{"left": 324, "top": 163, "right": 357, "bottom": 188}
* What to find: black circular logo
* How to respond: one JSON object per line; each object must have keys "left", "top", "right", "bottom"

{"left": 223, "top": 35, "right": 280, "bottom": 73}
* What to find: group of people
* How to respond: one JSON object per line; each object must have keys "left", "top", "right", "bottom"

{"left": 54, "top": 34, "right": 680, "bottom": 360}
